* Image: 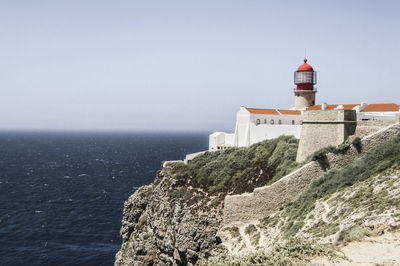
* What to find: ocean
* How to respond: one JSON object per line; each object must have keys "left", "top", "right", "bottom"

{"left": 0, "top": 131, "right": 209, "bottom": 266}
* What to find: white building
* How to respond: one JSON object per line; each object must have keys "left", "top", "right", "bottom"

{"left": 209, "top": 107, "right": 302, "bottom": 150}
{"left": 209, "top": 59, "right": 400, "bottom": 151}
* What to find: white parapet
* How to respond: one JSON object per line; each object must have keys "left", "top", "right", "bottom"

{"left": 162, "top": 160, "right": 184, "bottom": 168}
{"left": 184, "top": 151, "right": 207, "bottom": 164}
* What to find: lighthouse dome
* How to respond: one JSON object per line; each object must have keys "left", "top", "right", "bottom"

{"left": 297, "top": 59, "right": 314, "bottom": 72}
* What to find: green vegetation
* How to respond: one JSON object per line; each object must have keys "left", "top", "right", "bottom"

{"left": 251, "top": 232, "right": 261, "bottom": 247}
{"left": 337, "top": 225, "right": 376, "bottom": 244}
{"left": 197, "top": 238, "right": 341, "bottom": 265}
{"left": 259, "top": 215, "right": 280, "bottom": 229}
{"left": 244, "top": 224, "right": 260, "bottom": 246}
{"left": 335, "top": 142, "right": 351, "bottom": 154}
{"left": 137, "top": 186, "right": 153, "bottom": 199}
{"left": 327, "top": 166, "right": 400, "bottom": 222}
{"left": 308, "top": 221, "right": 340, "bottom": 238}
{"left": 208, "top": 197, "right": 223, "bottom": 208}
{"left": 351, "top": 137, "right": 362, "bottom": 152}
{"left": 308, "top": 138, "right": 357, "bottom": 169}
{"left": 171, "top": 135, "right": 300, "bottom": 195}
{"left": 284, "top": 134, "right": 400, "bottom": 237}
{"left": 224, "top": 226, "right": 240, "bottom": 239}
{"left": 244, "top": 224, "right": 257, "bottom": 235}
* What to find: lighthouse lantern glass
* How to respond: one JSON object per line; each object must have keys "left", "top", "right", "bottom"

{"left": 294, "top": 71, "right": 316, "bottom": 84}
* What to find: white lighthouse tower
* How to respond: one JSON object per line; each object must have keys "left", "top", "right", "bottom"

{"left": 293, "top": 59, "right": 317, "bottom": 110}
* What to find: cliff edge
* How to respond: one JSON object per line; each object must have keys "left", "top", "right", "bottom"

{"left": 115, "top": 130, "right": 400, "bottom": 265}
{"left": 115, "top": 136, "right": 300, "bottom": 265}
{"left": 114, "top": 167, "right": 223, "bottom": 265}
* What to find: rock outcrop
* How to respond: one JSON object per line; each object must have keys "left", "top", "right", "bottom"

{"left": 115, "top": 168, "right": 224, "bottom": 266}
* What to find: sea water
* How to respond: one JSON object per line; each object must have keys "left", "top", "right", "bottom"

{"left": 0, "top": 131, "right": 208, "bottom": 265}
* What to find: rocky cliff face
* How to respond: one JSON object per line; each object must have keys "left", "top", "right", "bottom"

{"left": 115, "top": 167, "right": 224, "bottom": 265}
{"left": 115, "top": 130, "right": 400, "bottom": 265}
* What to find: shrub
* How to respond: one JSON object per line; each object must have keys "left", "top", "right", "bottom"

{"left": 245, "top": 224, "right": 257, "bottom": 235}
{"left": 337, "top": 225, "right": 375, "bottom": 243}
{"left": 310, "top": 146, "right": 335, "bottom": 161}
{"left": 224, "top": 226, "right": 240, "bottom": 238}
{"left": 259, "top": 215, "right": 280, "bottom": 228}
{"left": 197, "top": 237, "right": 341, "bottom": 265}
{"left": 208, "top": 197, "right": 223, "bottom": 208}
{"left": 333, "top": 142, "right": 351, "bottom": 154}
{"left": 309, "top": 146, "right": 335, "bottom": 170}
{"left": 284, "top": 134, "right": 400, "bottom": 237}
{"left": 171, "top": 135, "right": 300, "bottom": 195}
{"left": 352, "top": 137, "right": 362, "bottom": 152}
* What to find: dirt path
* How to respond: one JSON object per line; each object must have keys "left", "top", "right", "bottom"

{"left": 312, "top": 230, "right": 400, "bottom": 265}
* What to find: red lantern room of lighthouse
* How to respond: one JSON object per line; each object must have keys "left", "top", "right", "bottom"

{"left": 293, "top": 59, "right": 317, "bottom": 110}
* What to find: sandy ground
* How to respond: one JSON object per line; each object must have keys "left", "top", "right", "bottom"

{"left": 312, "top": 230, "right": 400, "bottom": 265}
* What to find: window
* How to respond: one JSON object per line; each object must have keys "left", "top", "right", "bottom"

{"left": 292, "top": 120, "right": 295, "bottom": 125}
{"left": 271, "top": 119, "right": 274, "bottom": 125}
{"left": 295, "top": 71, "right": 314, "bottom": 83}
{"left": 278, "top": 120, "right": 282, "bottom": 125}
{"left": 256, "top": 119, "right": 260, "bottom": 125}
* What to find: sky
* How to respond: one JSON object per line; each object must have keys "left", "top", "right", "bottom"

{"left": 0, "top": 0, "right": 399, "bottom": 132}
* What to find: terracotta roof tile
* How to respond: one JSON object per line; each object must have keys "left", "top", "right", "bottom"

{"left": 361, "top": 103, "right": 399, "bottom": 112}
{"left": 307, "top": 104, "right": 359, "bottom": 110}
{"left": 278, "top": 109, "right": 302, "bottom": 115}
{"left": 307, "top": 105, "right": 323, "bottom": 110}
{"left": 246, "top": 108, "right": 280, "bottom": 115}
{"left": 307, "top": 103, "right": 399, "bottom": 112}
{"left": 245, "top": 108, "right": 302, "bottom": 115}
{"left": 246, "top": 103, "right": 399, "bottom": 115}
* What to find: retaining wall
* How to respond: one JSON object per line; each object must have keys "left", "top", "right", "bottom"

{"left": 355, "top": 120, "right": 397, "bottom": 139}
{"left": 223, "top": 122, "right": 400, "bottom": 225}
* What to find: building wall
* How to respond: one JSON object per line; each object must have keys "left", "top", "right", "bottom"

{"left": 209, "top": 132, "right": 225, "bottom": 150}
{"left": 358, "top": 112, "right": 398, "bottom": 121}
{"left": 248, "top": 124, "right": 302, "bottom": 144}
{"left": 234, "top": 108, "right": 251, "bottom": 147}
{"left": 249, "top": 114, "right": 302, "bottom": 126}
{"left": 209, "top": 107, "right": 303, "bottom": 150}
{"left": 296, "top": 110, "right": 357, "bottom": 162}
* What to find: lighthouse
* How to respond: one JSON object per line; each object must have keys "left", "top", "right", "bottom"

{"left": 293, "top": 59, "right": 317, "bottom": 110}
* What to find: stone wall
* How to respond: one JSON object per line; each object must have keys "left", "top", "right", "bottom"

{"left": 223, "top": 122, "right": 400, "bottom": 225}
{"left": 296, "top": 110, "right": 357, "bottom": 162}
{"left": 355, "top": 120, "right": 397, "bottom": 139}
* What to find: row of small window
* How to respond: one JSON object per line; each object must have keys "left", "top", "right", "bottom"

{"left": 216, "top": 146, "right": 229, "bottom": 150}
{"left": 256, "top": 119, "right": 302, "bottom": 125}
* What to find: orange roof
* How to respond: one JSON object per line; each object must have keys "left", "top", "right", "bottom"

{"left": 361, "top": 103, "right": 399, "bottom": 112}
{"left": 246, "top": 108, "right": 280, "bottom": 115}
{"left": 307, "top": 104, "right": 359, "bottom": 110}
{"left": 307, "top": 103, "right": 399, "bottom": 112}
{"left": 245, "top": 108, "right": 301, "bottom": 115}
{"left": 278, "top": 109, "right": 302, "bottom": 115}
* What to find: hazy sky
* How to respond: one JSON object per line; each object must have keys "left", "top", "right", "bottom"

{"left": 1, "top": 1, "right": 399, "bottom": 131}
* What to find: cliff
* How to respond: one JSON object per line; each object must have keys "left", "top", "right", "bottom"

{"left": 114, "top": 168, "right": 223, "bottom": 265}
{"left": 115, "top": 127, "right": 400, "bottom": 265}
{"left": 115, "top": 136, "right": 300, "bottom": 265}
